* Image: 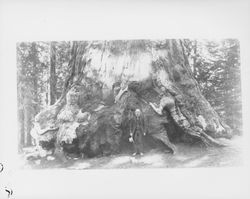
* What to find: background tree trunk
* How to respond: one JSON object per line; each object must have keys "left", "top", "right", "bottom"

{"left": 23, "top": 98, "right": 32, "bottom": 146}
{"left": 49, "top": 42, "right": 57, "bottom": 105}
{"left": 18, "top": 108, "right": 25, "bottom": 152}
{"left": 31, "top": 40, "right": 232, "bottom": 158}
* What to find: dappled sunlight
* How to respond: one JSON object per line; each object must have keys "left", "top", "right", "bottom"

{"left": 68, "top": 162, "right": 91, "bottom": 170}
{"left": 17, "top": 40, "right": 242, "bottom": 170}
{"left": 109, "top": 156, "right": 131, "bottom": 165}
{"left": 183, "top": 156, "right": 209, "bottom": 168}
{"left": 102, "top": 155, "right": 132, "bottom": 168}
{"left": 22, "top": 139, "right": 243, "bottom": 169}
{"left": 21, "top": 136, "right": 243, "bottom": 169}
{"left": 138, "top": 154, "right": 164, "bottom": 165}
{"left": 85, "top": 45, "right": 153, "bottom": 88}
{"left": 102, "top": 154, "right": 167, "bottom": 168}
{"left": 174, "top": 155, "right": 190, "bottom": 161}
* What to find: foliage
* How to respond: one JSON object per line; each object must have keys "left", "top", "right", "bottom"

{"left": 17, "top": 41, "right": 71, "bottom": 147}
{"left": 17, "top": 39, "right": 242, "bottom": 148}
{"left": 185, "top": 39, "right": 242, "bottom": 134}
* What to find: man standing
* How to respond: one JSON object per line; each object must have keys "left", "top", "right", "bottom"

{"left": 129, "top": 109, "right": 146, "bottom": 156}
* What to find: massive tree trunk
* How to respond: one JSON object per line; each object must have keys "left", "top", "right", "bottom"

{"left": 30, "top": 40, "right": 232, "bottom": 159}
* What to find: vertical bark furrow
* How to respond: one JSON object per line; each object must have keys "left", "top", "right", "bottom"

{"left": 30, "top": 39, "right": 232, "bottom": 159}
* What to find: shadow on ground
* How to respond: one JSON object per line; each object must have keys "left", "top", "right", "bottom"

{"left": 22, "top": 136, "right": 243, "bottom": 169}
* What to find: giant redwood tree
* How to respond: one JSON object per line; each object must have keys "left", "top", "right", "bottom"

{"left": 31, "top": 40, "right": 232, "bottom": 159}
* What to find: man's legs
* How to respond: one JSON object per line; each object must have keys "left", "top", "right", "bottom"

{"left": 133, "top": 142, "right": 139, "bottom": 156}
{"left": 138, "top": 137, "right": 144, "bottom": 156}
{"left": 133, "top": 132, "right": 144, "bottom": 156}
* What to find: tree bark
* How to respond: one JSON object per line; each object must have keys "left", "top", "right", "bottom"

{"left": 24, "top": 99, "right": 32, "bottom": 147}
{"left": 30, "top": 40, "right": 232, "bottom": 159}
{"left": 48, "top": 42, "right": 57, "bottom": 105}
{"left": 18, "top": 109, "right": 25, "bottom": 152}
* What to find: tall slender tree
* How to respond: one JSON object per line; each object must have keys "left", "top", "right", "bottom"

{"left": 49, "top": 42, "right": 57, "bottom": 105}
{"left": 32, "top": 40, "right": 233, "bottom": 158}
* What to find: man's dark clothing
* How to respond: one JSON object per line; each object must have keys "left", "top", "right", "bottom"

{"left": 130, "top": 115, "right": 145, "bottom": 154}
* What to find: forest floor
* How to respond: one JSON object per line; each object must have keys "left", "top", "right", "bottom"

{"left": 23, "top": 135, "right": 243, "bottom": 169}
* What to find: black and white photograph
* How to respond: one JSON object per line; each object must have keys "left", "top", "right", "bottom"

{"left": 17, "top": 39, "right": 242, "bottom": 169}
{"left": 1, "top": 0, "right": 250, "bottom": 199}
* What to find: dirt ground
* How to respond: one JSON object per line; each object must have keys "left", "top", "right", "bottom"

{"left": 23, "top": 136, "right": 243, "bottom": 169}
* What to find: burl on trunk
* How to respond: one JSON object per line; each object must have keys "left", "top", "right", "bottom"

{"left": 30, "top": 40, "right": 232, "bottom": 159}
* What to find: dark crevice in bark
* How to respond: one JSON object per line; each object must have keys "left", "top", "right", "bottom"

{"left": 29, "top": 40, "right": 232, "bottom": 160}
